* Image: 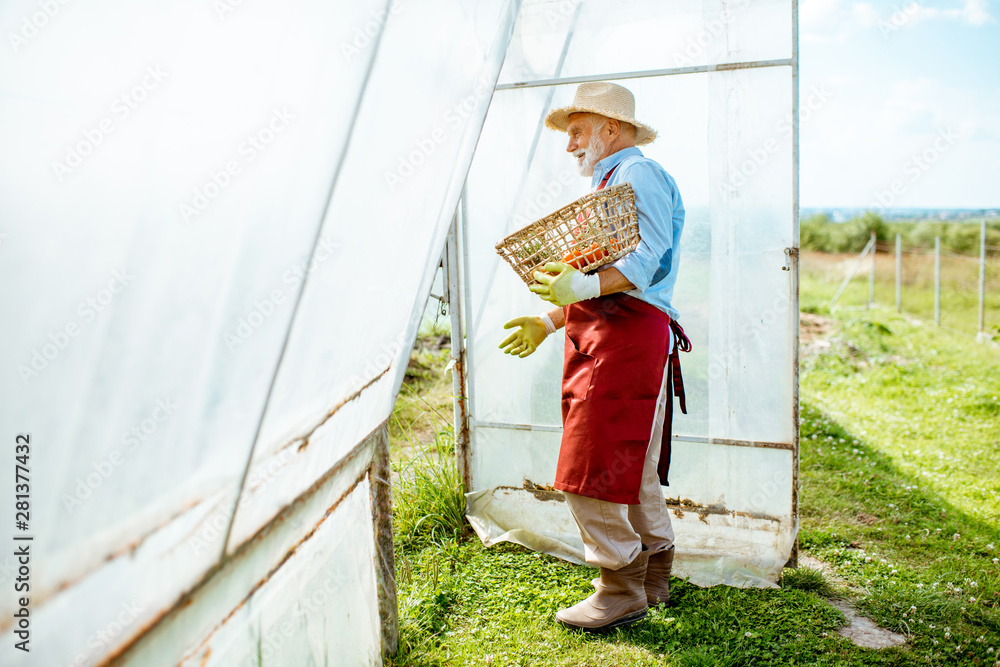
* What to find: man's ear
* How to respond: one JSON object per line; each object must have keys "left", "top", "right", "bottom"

{"left": 606, "top": 118, "right": 620, "bottom": 140}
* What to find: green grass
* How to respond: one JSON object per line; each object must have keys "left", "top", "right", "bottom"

{"left": 798, "top": 308, "right": 1000, "bottom": 665}
{"left": 390, "top": 325, "right": 455, "bottom": 460}
{"left": 392, "top": 423, "right": 467, "bottom": 550}
{"left": 389, "top": 284, "right": 1000, "bottom": 666}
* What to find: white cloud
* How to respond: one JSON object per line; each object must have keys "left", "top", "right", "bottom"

{"left": 801, "top": 76, "right": 1000, "bottom": 207}
{"left": 802, "top": 0, "right": 878, "bottom": 43}
{"left": 937, "top": 0, "right": 994, "bottom": 26}
{"left": 802, "top": 0, "right": 995, "bottom": 43}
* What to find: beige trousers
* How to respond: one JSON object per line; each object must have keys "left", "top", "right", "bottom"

{"left": 563, "top": 343, "right": 676, "bottom": 570}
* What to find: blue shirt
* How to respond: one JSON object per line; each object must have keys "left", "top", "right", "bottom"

{"left": 592, "top": 147, "right": 685, "bottom": 320}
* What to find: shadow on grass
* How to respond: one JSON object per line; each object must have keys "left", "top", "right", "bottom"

{"left": 796, "top": 400, "right": 1000, "bottom": 661}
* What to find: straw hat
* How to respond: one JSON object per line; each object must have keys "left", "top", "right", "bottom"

{"left": 545, "top": 81, "right": 657, "bottom": 146}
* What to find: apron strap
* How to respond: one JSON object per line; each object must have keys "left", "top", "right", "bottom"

{"left": 667, "top": 319, "right": 691, "bottom": 414}
{"left": 600, "top": 161, "right": 688, "bottom": 415}
{"left": 597, "top": 165, "right": 618, "bottom": 190}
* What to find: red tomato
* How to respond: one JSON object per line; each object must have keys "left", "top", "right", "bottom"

{"left": 562, "top": 243, "right": 607, "bottom": 269}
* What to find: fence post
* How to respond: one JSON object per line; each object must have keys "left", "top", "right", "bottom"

{"left": 895, "top": 233, "right": 902, "bottom": 314}
{"left": 868, "top": 231, "right": 876, "bottom": 310}
{"left": 934, "top": 236, "right": 941, "bottom": 327}
{"left": 829, "top": 234, "right": 875, "bottom": 311}
{"left": 980, "top": 219, "right": 988, "bottom": 340}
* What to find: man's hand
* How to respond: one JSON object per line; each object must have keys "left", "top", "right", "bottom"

{"left": 499, "top": 316, "right": 549, "bottom": 358}
{"left": 529, "top": 262, "right": 601, "bottom": 307}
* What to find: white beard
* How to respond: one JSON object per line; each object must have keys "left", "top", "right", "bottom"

{"left": 575, "top": 134, "right": 606, "bottom": 177}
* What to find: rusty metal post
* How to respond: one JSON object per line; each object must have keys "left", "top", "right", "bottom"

{"left": 787, "top": 0, "right": 800, "bottom": 570}
{"left": 446, "top": 206, "right": 472, "bottom": 493}
{"left": 369, "top": 425, "right": 398, "bottom": 658}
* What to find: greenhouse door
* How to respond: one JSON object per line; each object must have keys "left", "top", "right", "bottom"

{"left": 454, "top": 0, "right": 800, "bottom": 588}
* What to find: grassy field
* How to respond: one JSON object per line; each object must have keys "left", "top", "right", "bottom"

{"left": 801, "top": 250, "right": 1000, "bottom": 339}
{"left": 387, "top": 265, "right": 1000, "bottom": 666}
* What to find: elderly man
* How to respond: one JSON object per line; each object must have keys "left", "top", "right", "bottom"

{"left": 499, "top": 81, "right": 688, "bottom": 632}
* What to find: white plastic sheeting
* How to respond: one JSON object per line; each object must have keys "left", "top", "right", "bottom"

{"left": 0, "top": 0, "right": 519, "bottom": 663}
{"left": 462, "top": 0, "right": 798, "bottom": 588}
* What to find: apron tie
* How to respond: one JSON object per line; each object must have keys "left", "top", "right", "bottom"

{"left": 668, "top": 319, "right": 690, "bottom": 415}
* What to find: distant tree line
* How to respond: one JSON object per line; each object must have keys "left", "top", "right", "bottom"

{"left": 800, "top": 212, "right": 1000, "bottom": 255}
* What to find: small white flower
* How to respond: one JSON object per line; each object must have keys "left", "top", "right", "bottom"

{"left": 970, "top": 597, "right": 977, "bottom": 603}
{"left": 993, "top": 558, "right": 998, "bottom": 564}
{"left": 953, "top": 533, "right": 961, "bottom": 541}
{"left": 745, "top": 631, "right": 752, "bottom": 637}
{"left": 988, "top": 544, "right": 995, "bottom": 550}
{"left": 910, "top": 605, "right": 917, "bottom": 611}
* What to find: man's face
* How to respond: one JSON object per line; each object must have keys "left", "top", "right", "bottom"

{"left": 566, "top": 113, "right": 607, "bottom": 177}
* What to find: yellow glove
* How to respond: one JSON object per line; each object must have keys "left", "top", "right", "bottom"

{"left": 499, "top": 316, "right": 550, "bottom": 358}
{"left": 528, "top": 262, "right": 601, "bottom": 307}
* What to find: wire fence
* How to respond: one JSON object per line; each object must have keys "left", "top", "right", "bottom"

{"left": 829, "top": 228, "right": 999, "bottom": 341}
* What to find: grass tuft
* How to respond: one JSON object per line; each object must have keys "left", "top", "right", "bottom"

{"left": 781, "top": 566, "right": 832, "bottom": 596}
{"left": 392, "top": 423, "right": 466, "bottom": 549}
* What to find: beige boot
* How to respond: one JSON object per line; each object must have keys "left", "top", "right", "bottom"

{"left": 556, "top": 549, "right": 649, "bottom": 632}
{"left": 644, "top": 545, "right": 674, "bottom": 607}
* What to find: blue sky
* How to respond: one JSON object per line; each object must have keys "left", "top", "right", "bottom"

{"left": 799, "top": 0, "right": 999, "bottom": 208}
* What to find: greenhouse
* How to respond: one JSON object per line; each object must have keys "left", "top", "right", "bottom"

{"left": 0, "top": 0, "right": 798, "bottom": 664}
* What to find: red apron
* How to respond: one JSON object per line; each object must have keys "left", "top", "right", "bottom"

{"left": 553, "top": 294, "right": 689, "bottom": 504}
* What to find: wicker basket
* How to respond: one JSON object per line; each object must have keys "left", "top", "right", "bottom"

{"left": 495, "top": 182, "right": 640, "bottom": 286}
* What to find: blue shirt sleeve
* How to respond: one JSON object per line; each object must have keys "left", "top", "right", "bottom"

{"left": 610, "top": 159, "right": 677, "bottom": 292}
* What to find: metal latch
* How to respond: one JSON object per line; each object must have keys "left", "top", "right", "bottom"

{"left": 783, "top": 247, "right": 798, "bottom": 272}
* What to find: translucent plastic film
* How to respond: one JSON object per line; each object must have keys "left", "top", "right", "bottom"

{"left": 0, "top": 0, "right": 388, "bottom": 637}
{"left": 497, "top": 0, "right": 793, "bottom": 86}
{"left": 226, "top": 0, "right": 521, "bottom": 552}
{"left": 464, "top": 12, "right": 796, "bottom": 586}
